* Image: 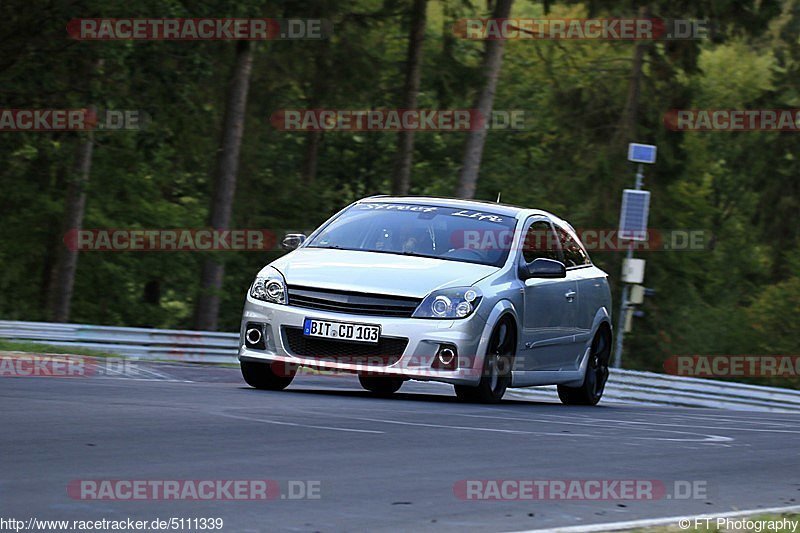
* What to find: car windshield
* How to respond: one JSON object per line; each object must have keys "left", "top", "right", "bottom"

{"left": 306, "top": 202, "right": 518, "bottom": 267}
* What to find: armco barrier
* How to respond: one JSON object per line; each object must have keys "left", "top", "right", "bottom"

{"left": 508, "top": 369, "right": 800, "bottom": 413}
{"left": 2, "top": 320, "right": 799, "bottom": 412}
{"left": 0, "top": 320, "right": 238, "bottom": 364}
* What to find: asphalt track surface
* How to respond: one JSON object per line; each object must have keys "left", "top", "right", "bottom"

{"left": 2, "top": 362, "right": 800, "bottom": 532}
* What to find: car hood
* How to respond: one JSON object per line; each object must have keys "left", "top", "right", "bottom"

{"left": 265, "top": 248, "right": 497, "bottom": 298}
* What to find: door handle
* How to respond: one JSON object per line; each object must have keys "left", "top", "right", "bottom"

{"left": 565, "top": 290, "right": 576, "bottom": 301}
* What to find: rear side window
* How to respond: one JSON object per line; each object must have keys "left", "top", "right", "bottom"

{"left": 556, "top": 225, "right": 591, "bottom": 267}
{"left": 522, "top": 220, "right": 561, "bottom": 263}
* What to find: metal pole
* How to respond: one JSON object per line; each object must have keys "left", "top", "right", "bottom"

{"left": 634, "top": 164, "right": 644, "bottom": 189}
{"left": 612, "top": 164, "right": 645, "bottom": 368}
{"left": 612, "top": 245, "right": 633, "bottom": 368}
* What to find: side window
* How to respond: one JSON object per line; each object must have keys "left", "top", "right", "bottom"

{"left": 522, "top": 220, "right": 561, "bottom": 263}
{"left": 555, "top": 225, "right": 590, "bottom": 267}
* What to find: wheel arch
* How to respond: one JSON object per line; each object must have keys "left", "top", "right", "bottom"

{"left": 475, "top": 299, "right": 520, "bottom": 369}
{"left": 574, "top": 307, "right": 613, "bottom": 382}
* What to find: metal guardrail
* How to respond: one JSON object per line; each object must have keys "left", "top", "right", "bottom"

{"left": 0, "top": 320, "right": 239, "bottom": 364}
{"left": 2, "top": 320, "right": 800, "bottom": 412}
{"left": 509, "top": 370, "right": 800, "bottom": 413}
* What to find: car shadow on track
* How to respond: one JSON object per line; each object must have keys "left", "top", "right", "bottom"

{"left": 237, "top": 385, "right": 606, "bottom": 410}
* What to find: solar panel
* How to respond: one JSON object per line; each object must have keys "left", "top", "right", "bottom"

{"left": 618, "top": 189, "right": 651, "bottom": 241}
{"left": 628, "top": 143, "right": 657, "bottom": 164}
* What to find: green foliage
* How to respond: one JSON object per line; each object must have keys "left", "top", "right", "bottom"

{"left": 695, "top": 40, "right": 777, "bottom": 108}
{"left": 0, "top": 340, "right": 118, "bottom": 358}
{"left": 0, "top": 0, "right": 798, "bottom": 388}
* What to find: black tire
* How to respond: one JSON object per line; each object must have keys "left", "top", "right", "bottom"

{"left": 454, "top": 385, "right": 478, "bottom": 402}
{"left": 557, "top": 328, "right": 611, "bottom": 406}
{"left": 454, "top": 319, "right": 515, "bottom": 404}
{"left": 358, "top": 375, "right": 404, "bottom": 396}
{"left": 241, "top": 360, "right": 296, "bottom": 390}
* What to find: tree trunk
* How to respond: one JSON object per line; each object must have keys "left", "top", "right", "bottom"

{"left": 616, "top": 5, "right": 650, "bottom": 146}
{"left": 300, "top": 129, "right": 322, "bottom": 184}
{"left": 455, "top": 0, "right": 514, "bottom": 199}
{"left": 194, "top": 41, "right": 254, "bottom": 331}
{"left": 47, "top": 109, "right": 95, "bottom": 322}
{"left": 300, "top": 41, "right": 330, "bottom": 185}
{"left": 391, "top": 0, "right": 428, "bottom": 195}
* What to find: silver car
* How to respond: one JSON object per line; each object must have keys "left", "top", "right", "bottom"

{"left": 238, "top": 196, "right": 613, "bottom": 405}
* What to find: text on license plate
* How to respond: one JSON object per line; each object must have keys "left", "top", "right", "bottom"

{"left": 303, "top": 318, "right": 381, "bottom": 344}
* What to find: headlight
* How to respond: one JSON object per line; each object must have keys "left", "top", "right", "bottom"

{"left": 412, "top": 287, "right": 482, "bottom": 319}
{"left": 249, "top": 269, "right": 287, "bottom": 304}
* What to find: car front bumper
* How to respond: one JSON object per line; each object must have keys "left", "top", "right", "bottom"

{"left": 238, "top": 295, "right": 489, "bottom": 386}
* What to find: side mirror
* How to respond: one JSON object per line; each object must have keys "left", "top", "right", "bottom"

{"left": 520, "top": 258, "right": 566, "bottom": 280}
{"left": 281, "top": 233, "right": 307, "bottom": 251}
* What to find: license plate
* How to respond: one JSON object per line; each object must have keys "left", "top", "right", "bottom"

{"left": 303, "top": 318, "right": 381, "bottom": 344}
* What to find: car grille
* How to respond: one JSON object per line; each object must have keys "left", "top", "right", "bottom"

{"left": 286, "top": 285, "right": 421, "bottom": 318}
{"left": 282, "top": 327, "right": 407, "bottom": 366}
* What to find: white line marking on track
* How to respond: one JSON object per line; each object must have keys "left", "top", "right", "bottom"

{"left": 130, "top": 365, "right": 176, "bottom": 380}
{"left": 411, "top": 411, "right": 735, "bottom": 443}
{"left": 507, "top": 504, "right": 800, "bottom": 532}
{"left": 660, "top": 413, "right": 800, "bottom": 427}
{"left": 209, "top": 410, "right": 385, "bottom": 434}
{"left": 297, "top": 411, "right": 594, "bottom": 436}
{"left": 572, "top": 415, "right": 800, "bottom": 435}
{"left": 485, "top": 410, "right": 800, "bottom": 436}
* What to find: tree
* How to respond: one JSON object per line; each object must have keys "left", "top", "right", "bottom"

{"left": 614, "top": 5, "right": 651, "bottom": 147}
{"left": 300, "top": 43, "right": 330, "bottom": 185}
{"left": 194, "top": 41, "right": 254, "bottom": 331}
{"left": 391, "top": 0, "right": 428, "bottom": 195}
{"left": 47, "top": 108, "right": 95, "bottom": 322}
{"left": 454, "top": 0, "right": 514, "bottom": 199}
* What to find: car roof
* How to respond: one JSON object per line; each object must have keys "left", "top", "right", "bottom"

{"left": 358, "top": 195, "right": 562, "bottom": 223}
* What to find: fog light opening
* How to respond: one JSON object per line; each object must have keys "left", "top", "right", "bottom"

{"left": 245, "top": 322, "right": 266, "bottom": 349}
{"left": 246, "top": 328, "right": 262, "bottom": 345}
{"left": 434, "top": 344, "right": 458, "bottom": 370}
{"left": 438, "top": 347, "right": 456, "bottom": 366}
